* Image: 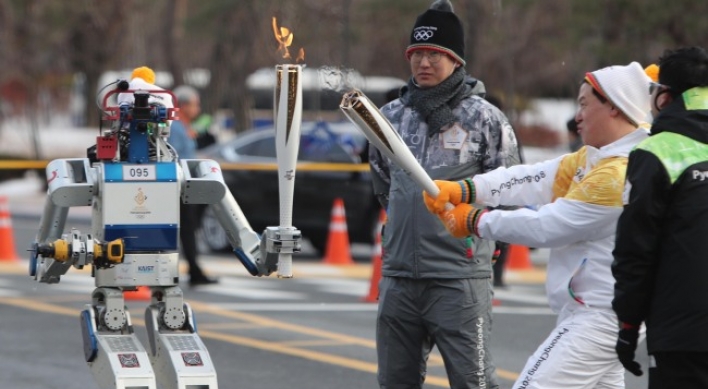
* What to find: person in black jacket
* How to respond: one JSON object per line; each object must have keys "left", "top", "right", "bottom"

{"left": 612, "top": 46, "right": 708, "bottom": 388}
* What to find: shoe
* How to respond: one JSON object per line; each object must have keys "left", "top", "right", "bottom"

{"left": 189, "top": 276, "right": 219, "bottom": 287}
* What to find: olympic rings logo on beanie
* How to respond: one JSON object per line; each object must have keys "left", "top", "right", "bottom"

{"left": 413, "top": 27, "right": 435, "bottom": 41}
{"left": 406, "top": 0, "right": 466, "bottom": 66}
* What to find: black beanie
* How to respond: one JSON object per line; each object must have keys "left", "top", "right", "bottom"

{"left": 406, "top": 0, "right": 465, "bottom": 66}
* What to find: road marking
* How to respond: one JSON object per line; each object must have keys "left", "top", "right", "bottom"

{"left": 0, "top": 288, "right": 22, "bottom": 297}
{"left": 298, "top": 278, "right": 370, "bottom": 296}
{"left": 187, "top": 301, "right": 521, "bottom": 383}
{"left": 0, "top": 294, "right": 520, "bottom": 386}
{"left": 212, "top": 303, "right": 378, "bottom": 311}
{"left": 493, "top": 306, "right": 554, "bottom": 315}
{"left": 493, "top": 288, "right": 548, "bottom": 305}
{"left": 209, "top": 302, "right": 554, "bottom": 316}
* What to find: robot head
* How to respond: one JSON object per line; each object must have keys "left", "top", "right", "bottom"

{"left": 117, "top": 77, "right": 173, "bottom": 110}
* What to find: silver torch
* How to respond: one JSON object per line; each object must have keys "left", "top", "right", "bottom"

{"left": 270, "top": 17, "right": 304, "bottom": 278}
{"left": 273, "top": 64, "right": 303, "bottom": 278}
{"left": 339, "top": 90, "right": 453, "bottom": 211}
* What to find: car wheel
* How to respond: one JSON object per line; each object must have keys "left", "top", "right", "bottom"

{"left": 197, "top": 206, "right": 230, "bottom": 253}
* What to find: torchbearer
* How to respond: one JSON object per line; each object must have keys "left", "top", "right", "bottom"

{"left": 357, "top": 1, "right": 522, "bottom": 388}
{"left": 427, "top": 62, "right": 654, "bottom": 388}
{"left": 26, "top": 66, "right": 307, "bottom": 389}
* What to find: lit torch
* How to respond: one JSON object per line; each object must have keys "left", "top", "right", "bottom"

{"left": 273, "top": 17, "right": 304, "bottom": 278}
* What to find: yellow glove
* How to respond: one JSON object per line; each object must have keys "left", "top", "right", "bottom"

{"left": 437, "top": 203, "right": 486, "bottom": 238}
{"left": 422, "top": 178, "right": 476, "bottom": 214}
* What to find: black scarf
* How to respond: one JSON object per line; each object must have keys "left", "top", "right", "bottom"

{"left": 403, "top": 66, "right": 473, "bottom": 136}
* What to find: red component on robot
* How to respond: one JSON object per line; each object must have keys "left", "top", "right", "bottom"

{"left": 96, "top": 134, "right": 118, "bottom": 160}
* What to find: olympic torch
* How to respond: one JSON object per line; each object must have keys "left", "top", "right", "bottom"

{"left": 273, "top": 18, "right": 305, "bottom": 278}
{"left": 339, "top": 90, "right": 453, "bottom": 211}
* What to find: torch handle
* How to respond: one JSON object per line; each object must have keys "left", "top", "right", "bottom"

{"left": 278, "top": 253, "right": 292, "bottom": 278}
{"left": 274, "top": 64, "right": 303, "bottom": 278}
{"left": 340, "top": 91, "right": 454, "bottom": 212}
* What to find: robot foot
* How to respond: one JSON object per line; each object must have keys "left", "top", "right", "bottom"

{"left": 145, "top": 291, "right": 218, "bottom": 389}
{"left": 81, "top": 304, "right": 157, "bottom": 389}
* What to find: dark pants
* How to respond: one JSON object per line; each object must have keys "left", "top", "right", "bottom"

{"left": 180, "top": 203, "right": 204, "bottom": 280}
{"left": 376, "top": 276, "right": 499, "bottom": 389}
{"left": 492, "top": 242, "right": 509, "bottom": 287}
{"left": 649, "top": 352, "right": 708, "bottom": 389}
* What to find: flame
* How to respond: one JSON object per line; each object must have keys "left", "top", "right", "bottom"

{"left": 272, "top": 17, "right": 305, "bottom": 63}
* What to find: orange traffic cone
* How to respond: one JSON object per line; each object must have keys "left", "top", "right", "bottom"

{"left": 505, "top": 244, "right": 532, "bottom": 270}
{"left": 0, "top": 196, "right": 19, "bottom": 261}
{"left": 124, "top": 286, "right": 152, "bottom": 301}
{"left": 362, "top": 209, "right": 386, "bottom": 302}
{"left": 323, "top": 198, "right": 354, "bottom": 265}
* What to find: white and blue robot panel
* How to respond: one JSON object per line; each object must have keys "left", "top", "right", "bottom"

{"left": 102, "top": 163, "right": 180, "bottom": 252}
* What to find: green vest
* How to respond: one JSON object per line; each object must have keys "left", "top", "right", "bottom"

{"left": 637, "top": 132, "right": 708, "bottom": 184}
{"left": 637, "top": 87, "right": 708, "bottom": 184}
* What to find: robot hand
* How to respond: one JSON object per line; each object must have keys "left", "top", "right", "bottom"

{"left": 233, "top": 226, "right": 302, "bottom": 277}
{"left": 30, "top": 229, "right": 125, "bottom": 283}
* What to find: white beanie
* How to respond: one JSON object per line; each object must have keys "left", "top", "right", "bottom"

{"left": 584, "top": 62, "right": 651, "bottom": 126}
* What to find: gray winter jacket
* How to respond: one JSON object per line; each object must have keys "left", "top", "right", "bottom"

{"left": 369, "top": 79, "right": 521, "bottom": 279}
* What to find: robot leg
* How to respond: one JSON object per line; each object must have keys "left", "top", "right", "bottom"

{"left": 145, "top": 286, "right": 218, "bottom": 389}
{"left": 80, "top": 287, "right": 157, "bottom": 389}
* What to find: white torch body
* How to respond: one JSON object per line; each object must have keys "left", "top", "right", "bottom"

{"left": 274, "top": 64, "right": 303, "bottom": 277}
{"left": 340, "top": 90, "right": 453, "bottom": 210}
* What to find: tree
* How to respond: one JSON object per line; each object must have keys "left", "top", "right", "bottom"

{"left": 66, "top": 1, "right": 132, "bottom": 127}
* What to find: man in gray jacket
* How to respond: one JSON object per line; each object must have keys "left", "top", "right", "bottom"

{"left": 368, "top": 1, "right": 521, "bottom": 388}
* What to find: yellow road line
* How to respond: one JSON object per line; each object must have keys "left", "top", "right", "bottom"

{"left": 189, "top": 301, "right": 519, "bottom": 382}
{"left": 0, "top": 291, "right": 519, "bottom": 384}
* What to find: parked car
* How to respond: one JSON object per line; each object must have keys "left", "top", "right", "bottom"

{"left": 196, "top": 121, "right": 381, "bottom": 255}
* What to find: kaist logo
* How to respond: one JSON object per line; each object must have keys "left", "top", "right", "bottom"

{"left": 137, "top": 265, "right": 155, "bottom": 273}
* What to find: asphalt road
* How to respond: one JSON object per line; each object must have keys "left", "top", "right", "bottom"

{"left": 2, "top": 214, "right": 650, "bottom": 389}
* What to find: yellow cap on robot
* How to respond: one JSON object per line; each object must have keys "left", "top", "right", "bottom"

{"left": 131, "top": 66, "right": 156, "bottom": 84}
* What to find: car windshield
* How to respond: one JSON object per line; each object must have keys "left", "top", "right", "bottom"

{"left": 237, "top": 137, "right": 277, "bottom": 158}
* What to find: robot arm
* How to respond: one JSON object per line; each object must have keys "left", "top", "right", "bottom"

{"left": 31, "top": 159, "right": 126, "bottom": 283}
{"left": 179, "top": 159, "right": 301, "bottom": 276}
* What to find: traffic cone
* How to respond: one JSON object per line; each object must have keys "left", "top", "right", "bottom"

{"left": 0, "top": 196, "right": 19, "bottom": 261}
{"left": 124, "top": 286, "right": 152, "bottom": 301}
{"left": 323, "top": 198, "right": 354, "bottom": 265}
{"left": 362, "top": 209, "right": 386, "bottom": 302}
{"left": 505, "top": 244, "right": 532, "bottom": 270}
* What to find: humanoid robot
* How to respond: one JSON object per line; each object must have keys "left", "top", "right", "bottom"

{"left": 28, "top": 75, "right": 301, "bottom": 389}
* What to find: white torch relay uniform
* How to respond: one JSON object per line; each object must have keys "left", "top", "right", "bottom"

{"left": 473, "top": 127, "right": 648, "bottom": 388}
